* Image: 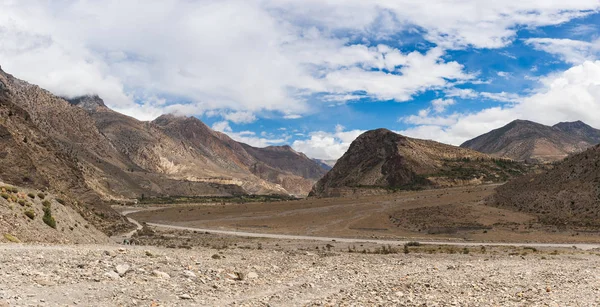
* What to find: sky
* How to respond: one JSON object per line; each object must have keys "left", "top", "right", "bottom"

{"left": 1, "top": 1, "right": 600, "bottom": 160}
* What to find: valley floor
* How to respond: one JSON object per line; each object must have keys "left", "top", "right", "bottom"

{"left": 128, "top": 185, "right": 600, "bottom": 244}
{"left": 1, "top": 241, "right": 599, "bottom": 306}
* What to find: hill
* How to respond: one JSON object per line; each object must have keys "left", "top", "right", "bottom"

{"left": 490, "top": 144, "right": 600, "bottom": 227}
{"left": 553, "top": 120, "right": 600, "bottom": 144}
{"left": 310, "top": 129, "right": 529, "bottom": 197}
{"left": 460, "top": 119, "right": 594, "bottom": 163}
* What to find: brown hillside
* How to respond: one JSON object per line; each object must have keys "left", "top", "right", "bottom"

{"left": 490, "top": 144, "right": 600, "bottom": 227}
{"left": 310, "top": 129, "right": 530, "bottom": 197}
{"left": 461, "top": 119, "right": 593, "bottom": 163}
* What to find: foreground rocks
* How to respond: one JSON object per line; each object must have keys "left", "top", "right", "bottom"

{"left": 0, "top": 243, "right": 599, "bottom": 306}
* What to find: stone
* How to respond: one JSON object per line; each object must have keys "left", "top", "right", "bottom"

{"left": 179, "top": 294, "right": 192, "bottom": 300}
{"left": 152, "top": 270, "right": 170, "bottom": 279}
{"left": 183, "top": 270, "right": 196, "bottom": 278}
{"left": 247, "top": 272, "right": 259, "bottom": 279}
{"left": 104, "top": 271, "right": 120, "bottom": 280}
{"left": 116, "top": 264, "right": 130, "bottom": 277}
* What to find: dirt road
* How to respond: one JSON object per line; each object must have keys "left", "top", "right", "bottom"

{"left": 145, "top": 222, "right": 600, "bottom": 251}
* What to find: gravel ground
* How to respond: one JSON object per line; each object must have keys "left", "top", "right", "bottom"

{"left": 1, "top": 243, "right": 600, "bottom": 306}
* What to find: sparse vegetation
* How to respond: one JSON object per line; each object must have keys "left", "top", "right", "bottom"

{"left": 24, "top": 209, "right": 35, "bottom": 220}
{"left": 3, "top": 233, "right": 20, "bottom": 243}
{"left": 42, "top": 206, "right": 56, "bottom": 229}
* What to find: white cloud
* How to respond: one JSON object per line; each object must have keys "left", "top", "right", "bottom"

{"left": 212, "top": 120, "right": 286, "bottom": 147}
{"left": 401, "top": 60, "right": 600, "bottom": 145}
{"left": 431, "top": 98, "right": 456, "bottom": 113}
{"left": 283, "top": 114, "right": 302, "bottom": 119}
{"left": 223, "top": 111, "right": 257, "bottom": 124}
{"left": 497, "top": 71, "right": 511, "bottom": 78}
{"left": 292, "top": 125, "right": 365, "bottom": 160}
{"left": 0, "top": 0, "right": 597, "bottom": 122}
{"left": 525, "top": 38, "right": 600, "bottom": 64}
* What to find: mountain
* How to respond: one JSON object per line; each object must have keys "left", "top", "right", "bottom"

{"left": 310, "top": 129, "right": 530, "bottom": 197}
{"left": 460, "top": 119, "right": 593, "bottom": 163}
{"left": 553, "top": 120, "right": 600, "bottom": 144}
{"left": 312, "top": 159, "right": 337, "bottom": 170}
{"left": 0, "top": 64, "right": 326, "bottom": 232}
{"left": 490, "top": 144, "right": 600, "bottom": 227}
{"left": 0, "top": 66, "right": 131, "bottom": 234}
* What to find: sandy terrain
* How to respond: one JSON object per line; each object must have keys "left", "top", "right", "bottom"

{"left": 129, "top": 185, "right": 600, "bottom": 244}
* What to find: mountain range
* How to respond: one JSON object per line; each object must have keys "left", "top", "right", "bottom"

{"left": 0, "top": 65, "right": 326, "bottom": 232}
{"left": 461, "top": 119, "right": 600, "bottom": 163}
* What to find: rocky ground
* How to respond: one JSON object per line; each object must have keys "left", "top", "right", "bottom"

{"left": 1, "top": 239, "right": 600, "bottom": 306}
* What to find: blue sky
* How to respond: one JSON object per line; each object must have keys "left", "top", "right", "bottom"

{"left": 2, "top": 1, "right": 600, "bottom": 159}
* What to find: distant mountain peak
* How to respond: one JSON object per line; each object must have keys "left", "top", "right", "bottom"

{"left": 66, "top": 95, "right": 107, "bottom": 112}
{"left": 462, "top": 119, "right": 597, "bottom": 162}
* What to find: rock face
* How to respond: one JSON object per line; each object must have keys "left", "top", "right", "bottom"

{"left": 310, "top": 129, "right": 529, "bottom": 197}
{"left": 461, "top": 119, "right": 595, "bottom": 163}
{"left": 490, "top": 144, "right": 600, "bottom": 227}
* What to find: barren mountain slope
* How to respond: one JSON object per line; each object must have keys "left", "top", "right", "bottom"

{"left": 461, "top": 120, "right": 593, "bottom": 162}
{"left": 0, "top": 182, "right": 108, "bottom": 244}
{"left": 554, "top": 120, "right": 600, "bottom": 145}
{"left": 152, "top": 115, "right": 325, "bottom": 196}
{"left": 491, "top": 144, "right": 600, "bottom": 227}
{"left": 0, "top": 67, "right": 130, "bottom": 234}
{"left": 311, "top": 129, "right": 529, "bottom": 197}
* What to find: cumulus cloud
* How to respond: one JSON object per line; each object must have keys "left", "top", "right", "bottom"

{"left": 400, "top": 61, "right": 600, "bottom": 145}
{"left": 212, "top": 120, "right": 287, "bottom": 147}
{"left": 525, "top": 38, "right": 600, "bottom": 64}
{"left": 292, "top": 125, "right": 365, "bottom": 160}
{"left": 0, "top": 0, "right": 598, "bottom": 122}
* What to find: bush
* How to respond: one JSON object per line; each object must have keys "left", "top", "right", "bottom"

{"left": 24, "top": 209, "right": 35, "bottom": 220}
{"left": 405, "top": 241, "right": 421, "bottom": 247}
{"left": 1, "top": 193, "right": 8, "bottom": 200}
{"left": 42, "top": 200, "right": 51, "bottom": 207}
{"left": 56, "top": 198, "right": 66, "bottom": 205}
{"left": 37, "top": 193, "right": 45, "bottom": 199}
{"left": 18, "top": 200, "right": 27, "bottom": 207}
{"left": 42, "top": 207, "right": 56, "bottom": 229}
{"left": 3, "top": 233, "right": 20, "bottom": 243}
{"left": 27, "top": 193, "right": 36, "bottom": 199}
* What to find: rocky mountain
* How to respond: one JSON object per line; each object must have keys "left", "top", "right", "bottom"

{"left": 0, "top": 66, "right": 131, "bottom": 234}
{"left": 460, "top": 120, "right": 594, "bottom": 163}
{"left": 312, "top": 159, "right": 337, "bottom": 171}
{"left": 1, "top": 65, "right": 324, "bottom": 201}
{"left": 310, "top": 129, "right": 530, "bottom": 197}
{"left": 490, "top": 144, "right": 600, "bottom": 227}
{"left": 553, "top": 120, "right": 600, "bottom": 144}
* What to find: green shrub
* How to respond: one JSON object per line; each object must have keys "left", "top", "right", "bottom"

{"left": 3, "top": 233, "right": 20, "bottom": 243}
{"left": 56, "top": 198, "right": 65, "bottom": 205}
{"left": 37, "top": 193, "right": 45, "bottom": 199}
{"left": 18, "top": 200, "right": 27, "bottom": 207}
{"left": 27, "top": 193, "right": 36, "bottom": 199}
{"left": 1, "top": 193, "right": 8, "bottom": 200}
{"left": 42, "top": 207, "right": 56, "bottom": 229}
{"left": 24, "top": 209, "right": 35, "bottom": 220}
{"left": 42, "top": 200, "right": 51, "bottom": 207}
